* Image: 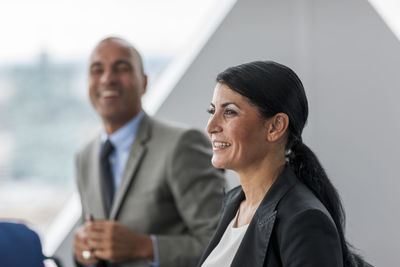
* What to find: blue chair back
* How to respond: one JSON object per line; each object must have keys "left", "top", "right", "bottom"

{"left": 0, "top": 222, "right": 45, "bottom": 267}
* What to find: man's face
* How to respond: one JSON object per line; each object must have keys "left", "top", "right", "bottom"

{"left": 89, "top": 40, "right": 146, "bottom": 126}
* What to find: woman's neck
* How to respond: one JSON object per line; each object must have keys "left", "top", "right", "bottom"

{"left": 234, "top": 156, "right": 285, "bottom": 227}
{"left": 237, "top": 155, "right": 286, "bottom": 208}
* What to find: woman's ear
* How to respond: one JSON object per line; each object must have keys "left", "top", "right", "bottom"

{"left": 266, "top": 113, "right": 289, "bottom": 142}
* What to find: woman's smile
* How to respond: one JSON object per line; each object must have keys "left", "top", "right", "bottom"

{"left": 212, "top": 141, "right": 232, "bottom": 150}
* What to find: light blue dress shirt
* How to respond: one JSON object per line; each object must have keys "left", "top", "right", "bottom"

{"left": 100, "top": 112, "right": 144, "bottom": 191}
{"left": 100, "top": 111, "right": 159, "bottom": 267}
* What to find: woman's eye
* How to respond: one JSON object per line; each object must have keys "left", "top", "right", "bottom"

{"left": 225, "top": 109, "right": 237, "bottom": 115}
{"left": 207, "top": 108, "right": 215, "bottom": 115}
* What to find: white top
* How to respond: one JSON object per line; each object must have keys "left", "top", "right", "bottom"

{"left": 201, "top": 210, "right": 249, "bottom": 267}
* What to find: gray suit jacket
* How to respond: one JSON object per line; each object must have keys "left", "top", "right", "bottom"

{"left": 76, "top": 114, "right": 226, "bottom": 267}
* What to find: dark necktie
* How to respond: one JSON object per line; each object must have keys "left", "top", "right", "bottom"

{"left": 100, "top": 139, "right": 115, "bottom": 218}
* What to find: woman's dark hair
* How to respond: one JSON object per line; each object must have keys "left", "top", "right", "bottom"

{"left": 216, "top": 60, "right": 363, "bottom": 267}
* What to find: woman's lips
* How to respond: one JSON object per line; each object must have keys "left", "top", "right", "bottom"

{"left": 212, "top": 141, "right": 232, "bottom": 150}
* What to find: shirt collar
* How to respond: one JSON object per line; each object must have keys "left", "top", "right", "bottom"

{"left": 101, "top": 111, "right": 144, "bottom": 152}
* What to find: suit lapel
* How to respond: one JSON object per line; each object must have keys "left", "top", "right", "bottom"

{"left": 198, "top": 189, "right": 244, "bottom": 266}
{"left": 230, "top": 208, "right": 277, "bottom": 267}
{"left": 199, "top": 166, "right": 297, "bottom": 267}
{"left": 86, "top": 137, "right": 108, "bottom": 219}
{"left": 109, "top": 114, "right": 152, "bottom": 220}
{"left": 230, "top": 166, "right": 297, "bottom": 267}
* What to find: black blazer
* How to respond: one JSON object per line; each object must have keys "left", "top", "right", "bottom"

{"left": 198, "top": 166, "right": 344, "bottom": 267}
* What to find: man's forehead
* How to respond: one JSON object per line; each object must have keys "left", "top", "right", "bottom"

{"left": 91, "top": 42, "right": 134, "bottom": 61}
{"left": 89, "top": 38, "right": 145, "bottom": 74}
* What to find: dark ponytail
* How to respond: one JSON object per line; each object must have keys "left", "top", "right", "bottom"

{"left": 217, "top": 61, "right": 365, "bottom": 267}
{"left": 288, "top": 135, "right": 363, "bottom": 266}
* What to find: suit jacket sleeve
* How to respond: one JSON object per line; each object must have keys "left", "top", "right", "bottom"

{"left": 279, "top": 209, "right": 343, "bottom": 267}
{"left": 155, "top": 129, "right": 225, "bottom": 267}
{"left": 75, "top": 152, "right": 86, "bottom": 225}
{"left": 73, "top": 152, "right": 87, "bottom": 267}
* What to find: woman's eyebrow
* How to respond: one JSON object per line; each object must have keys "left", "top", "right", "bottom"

{"left": 221, "top": 102, "right": 240, "bottom": 108}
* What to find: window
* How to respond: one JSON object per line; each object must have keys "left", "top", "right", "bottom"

{"left": 0, "top": 0, "right": 222, "bottom": 237}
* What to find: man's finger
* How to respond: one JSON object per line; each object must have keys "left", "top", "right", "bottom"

{"left": 86, "top": 229, "right": 108, "bottom": 241}
{"left": 93, "top": 248, "right": 118, "bottom": 262}
{"left": 87, "top": 237, "right": 111, "bottom": 250}
{"left": 86, "top": 214, "right": 93, "bottom": 222}
{"left": 87, "top": 220, "right": 113, "bottom": 232}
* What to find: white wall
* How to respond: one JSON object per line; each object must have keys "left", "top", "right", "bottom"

{"left": 156, "top": 0, "right": 400, "bottom": 265}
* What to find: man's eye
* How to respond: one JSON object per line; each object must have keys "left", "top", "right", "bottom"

{"left": 116, "top": 64, "right": 131, "bottom": 72}
{"left": 117, "top": 67, "right": 129, "bottom": 72}
{"left": 91, "top": 68, "right": 103, "bottom": 75}
{"left": 207, "top": 108, "right": 215, "bottom": 115}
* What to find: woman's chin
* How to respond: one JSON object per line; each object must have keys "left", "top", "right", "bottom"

{"left": 211, "top": 158, "right": 228, "bottom": 169}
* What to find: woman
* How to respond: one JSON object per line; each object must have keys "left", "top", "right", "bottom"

{"left": 199, "top": 61, "right": 371, "bottom": 267}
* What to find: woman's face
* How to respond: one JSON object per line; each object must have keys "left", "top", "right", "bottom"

{"left": 206, "top": 83, "right": 270, "bottom": 172}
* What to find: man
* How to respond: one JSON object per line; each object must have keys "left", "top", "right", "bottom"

{"left": 73, "top": 37, "right": 225, "bottom": 267}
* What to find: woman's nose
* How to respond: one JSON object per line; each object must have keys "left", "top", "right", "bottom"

{"left": 206, "top": 114, "right": 222, "bottom": 135}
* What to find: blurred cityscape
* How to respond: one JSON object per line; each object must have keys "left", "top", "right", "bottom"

{"left": 0, "top": 51, "right": 172, "bottom": 234}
